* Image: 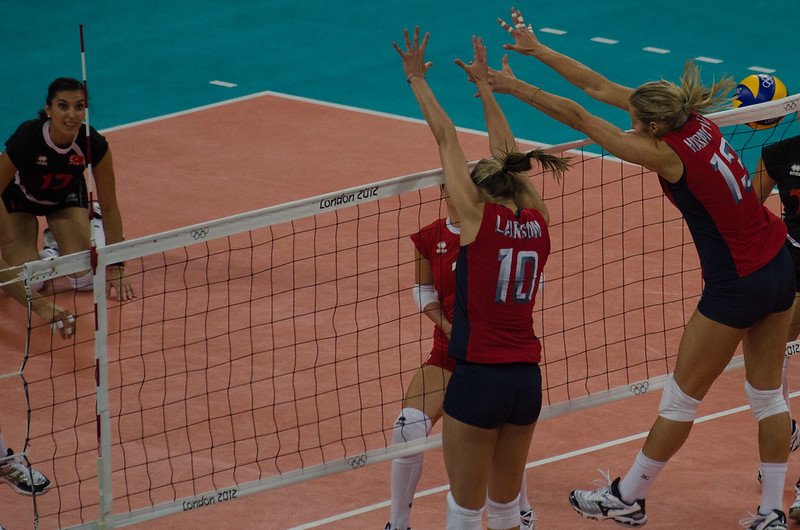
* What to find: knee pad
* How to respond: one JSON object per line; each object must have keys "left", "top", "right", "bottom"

{"left": 446, "top": 491, "right": 483, "bottom": 530}
{"left": 658, "top": 374, "right": 700, "bottom": 422}
{"left": 486, "top": 493, "right": 520, "bottom": 530}
{"left": 392, "top": 408, "right": 432, "bottom": 464}
{"left": 69, "top": 271, "right": 93, "bottom": 291}
{"left": 745, "top": 381, "right": 788, "bottom": 422}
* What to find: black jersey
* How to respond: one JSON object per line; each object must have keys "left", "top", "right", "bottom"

{"left": 4, "top": 118, "right": 108, "bottom": 205}
{"left": 762, "top": 135, "right": 800, "bottom": 245}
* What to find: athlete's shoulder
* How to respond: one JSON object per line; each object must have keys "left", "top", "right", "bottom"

{"left": 6, "top": 119, "right": 43, "bottom": 145}
{"left": 762, "top": 134, "right": 800, "bottom": 168}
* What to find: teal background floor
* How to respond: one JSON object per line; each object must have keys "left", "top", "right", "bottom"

{"left": 3, "top": 1, "right": 799, "bottom": 147}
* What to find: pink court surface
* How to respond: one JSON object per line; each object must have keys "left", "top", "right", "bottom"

{"left": 0, "top": 93, "right": 798, "bottom": 529}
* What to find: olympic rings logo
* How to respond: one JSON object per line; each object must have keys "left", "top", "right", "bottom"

{"left": 347, "top": 454, "right": 368, "bottom": 469}
{"left": 784, "top": 100, "right": 798, "bottom": 112}
{"left": 191, "top": 228, "right": 210, "bottom": 240}
{"left": 629, "top": 381, "right": 649, "bottom": 396}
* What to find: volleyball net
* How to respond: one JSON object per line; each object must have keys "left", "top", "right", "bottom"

{"left": 4, "top": 94, "right": 799, "bottom": 529}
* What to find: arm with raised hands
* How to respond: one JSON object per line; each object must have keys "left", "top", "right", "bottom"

{"left": 487, "top": 57, "right": 682, "bottom": 180}
{"left": 498, "top": 7, "right": 632, "bottom": 110}
{"left": 393, "top": 27, "right": 483, "bottom": 238}
{"left": 455, "top": 35, "right": 517, "bottom": 158}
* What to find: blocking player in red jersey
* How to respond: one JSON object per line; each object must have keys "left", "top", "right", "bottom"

{"left": 489, "top": 8, "right": 794, "bottom": 529}
{"left": 754, "top": 112, "right": 800, "bottom": 521}
{"left": 386, "top": 186, "right": 536, "bottom": 530}
{"left": 394, "top": 29, "right": 570, "bottom": 530}
{"left": 0, "top": 78, "right": 134, "bottom": 301}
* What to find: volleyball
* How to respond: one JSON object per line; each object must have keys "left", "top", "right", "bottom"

{"left": 732, "top": 73, "right": 788, "bottom": 130}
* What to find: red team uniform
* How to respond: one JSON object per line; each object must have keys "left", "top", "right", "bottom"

{"left": 448, "top": 202, "right": 549, "bottom": 364}
{"left": 443, "top": 202, "right": 549, "bottom": 429}
{"left": 659, "top": 114, "right": 793, "bottom": 326}
{"left": 410, "top": 217, "right": 460, "bottom": 372}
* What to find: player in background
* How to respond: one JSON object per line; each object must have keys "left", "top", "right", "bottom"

{"left": 395, "top": 28, "right": 570, "bottom": 529}
{"left": 754, "top": 111, "right": 800, "bottom": 521}
{"left": 488, "top": 7, "right": 795, "bottom": 529}
{"left": 0, "top": 77, "right": 135, "bottom": 301}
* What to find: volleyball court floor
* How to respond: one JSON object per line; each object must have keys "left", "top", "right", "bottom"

{"left": 1, "top": 94, "right": 799, "bottom": 529}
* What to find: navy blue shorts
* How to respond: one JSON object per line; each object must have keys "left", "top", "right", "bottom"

{"left": 697, "top": 246, "right": 795, "bottom": 329}
{"left": 2, "top": 178, "right": 88, "bottom": 217}
{"left": 443, "top": 361, "right": 542, "bottom": 429}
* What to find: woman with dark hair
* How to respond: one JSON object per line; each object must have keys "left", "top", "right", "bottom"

{"left": 0, "top": 77, "right": 134, "bottom": 300}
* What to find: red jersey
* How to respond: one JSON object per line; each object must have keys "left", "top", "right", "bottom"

{"left": 660, "top": 114, "right": 785, "bottom": 281}
{"left": 448, "top": 203, "right": 549, "bottom": 364}
{"left": 410, "top": 217, "right": 460, "bottom": 366}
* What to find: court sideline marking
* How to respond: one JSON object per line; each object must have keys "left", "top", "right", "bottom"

{"left": 288, "top": 391, "right": 800, "bottom": 529}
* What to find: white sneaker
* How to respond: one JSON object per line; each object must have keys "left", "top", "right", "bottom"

{"left": 569, "top": 471, "right": 646, "bottom": 527}
{"left": 42, "top": 228, "right": 59, "bottom": 253}
{"left": 789, "top": 479, "right": 800, "bottom": 521}
{"left": 740, "top": 508, "right": 787, "bottom": 529}
{"left": 0, "top": 449, "right": 51, "bottom": 496}
{"left": 90, "top": 199, "right": 103, "bottom": 220}
{"left": 520, "top": 509, "right": 536, "bottom": 530}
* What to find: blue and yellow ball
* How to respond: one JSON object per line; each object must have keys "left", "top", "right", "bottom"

{"left": 732, "top": 73, "right": 788, "bottom": 130}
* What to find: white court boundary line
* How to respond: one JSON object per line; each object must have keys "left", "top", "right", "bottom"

{"left": 287, "top": 390, "right": 800, "bottom": 529}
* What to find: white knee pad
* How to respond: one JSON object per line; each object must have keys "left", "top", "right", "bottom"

{"left": 69, "top": 271, "right": 93, "bottom": 291}
{"left": 658, "top": 374, "right": 700, "bottom": 422}
{"left": 486, "top": 493, "right": 520, "bottom": 530}
{"left": 446, "top": 491, "right": 483, "bottom": 530}
{"left": 745, "top": 381, "right": 788, "bottom": 422}
{"left": 392, "top": 408, "right": 432, "bottom": 464}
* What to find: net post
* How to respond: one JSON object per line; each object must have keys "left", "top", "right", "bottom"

{"left": 93, "top": 250, "right": 114, "bottom": 528}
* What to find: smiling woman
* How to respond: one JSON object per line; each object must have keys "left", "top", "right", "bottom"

{"left": 0, "top": 77, "right": 135, "bottom": 301}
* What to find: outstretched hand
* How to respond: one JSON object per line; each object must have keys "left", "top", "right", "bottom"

{"left": 106, "top": 266, "right": 136, "bottom": 301}
{"left": 487, "top": 55, "right": 519, "bottom": 95}
{"left": 392, "top": 27, "right": 433, "bottom": 82}
{"left": 498, "top": 7, "right": 539, "bottom": 56}
{"left": 40, "top": 302, "right": 75, "bottom": 339}
{"left": 454, "top": 35, "right": 489, "bottom": 88}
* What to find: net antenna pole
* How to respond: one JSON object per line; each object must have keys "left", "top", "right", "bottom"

{"left": 81, "top": 23, "right": 115, "bottom": 530}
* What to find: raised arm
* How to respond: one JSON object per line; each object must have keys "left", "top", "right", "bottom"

{"left": 498, "top": 7, "right": 632, "bottom": 111}
{"left": 455, "top": 35, "right": 517, "bottom": 158}
{"left": 393, "top": 28, "right": 484, "bottom": 239}
{"left": 487, "top": 56, "right": 683, "bottom": 180}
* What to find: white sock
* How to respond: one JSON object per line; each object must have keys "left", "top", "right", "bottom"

{"left": 519, "top": 468, "right": 531, "bottom": 512}
{"left": 486, "top": 494, "right": 520, "bottom": 530}
{"left": 760, "top": 462, "right": 788, "bottom": 514}
{"left": 0, "top": 433, "right": 7, "bottom": 456}
{"left": 69, "top": 271, "right": 93, "bottom": 291}
{"left": 618, "top": 451, "right": 667, "bottom": 503}
{"left": 446, "top": 491, "right": 483, "bottom": 530}
{"left": 389, "top": 408, "right": 431, "bottom": 529}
